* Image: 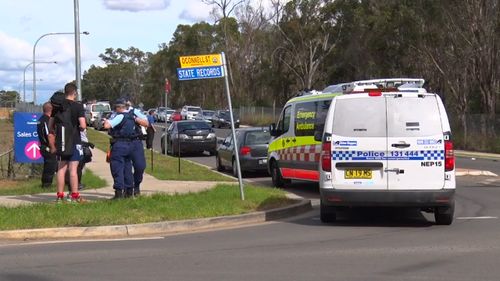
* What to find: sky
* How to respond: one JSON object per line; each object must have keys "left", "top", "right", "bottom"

{"left": 0, "top": 0, "right": 260, "bottom": 105}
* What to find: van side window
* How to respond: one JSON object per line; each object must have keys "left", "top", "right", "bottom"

{"left": 294, "top": 100, "right": 331, "bottom": 136}
{"left": 277, "top": 105, "right": 292, "bottom": 135}
{"left": 333, "top": 98, "right": 386, "bottom": 137}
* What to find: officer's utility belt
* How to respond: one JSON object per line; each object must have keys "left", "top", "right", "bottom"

{"left": 111, "top": 136, "right": 142, "bottom": 144}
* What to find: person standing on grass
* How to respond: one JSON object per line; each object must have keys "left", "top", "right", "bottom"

{"left": 37, "top": 102, "right": 57, "bottom": 188}
{"left": 146, "top": 109, "right": 156, "bottom": 149}
{"left": 48, "top": 83, "right": 87, "bottom": 203}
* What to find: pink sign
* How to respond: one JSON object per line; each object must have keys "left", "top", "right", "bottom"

{"left": 24, "top": 141, "right": 41, "bottom": 160}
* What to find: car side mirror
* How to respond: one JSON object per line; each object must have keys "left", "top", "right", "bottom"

{"left": 269, "top": 123, "right": 277, "bottom": 137}
{"left": 314, "top": 130, "right": 323, "bottom": 142}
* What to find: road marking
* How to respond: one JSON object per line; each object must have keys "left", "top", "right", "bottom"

{"left": 456, "top": 216, "right": 498, "bottom": 220}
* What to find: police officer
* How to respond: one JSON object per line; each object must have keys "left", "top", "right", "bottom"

{"left": 102, "top": 98, "right": 148, "bottom": 199}
{"left": 123, "top": 97, "right": 148, "bottom": 197}
{"left": 37, "top": 102, "right": 57, "bottom": 188}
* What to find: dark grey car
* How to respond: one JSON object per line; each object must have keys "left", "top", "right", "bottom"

{"left": 161, "top": 120, "right": 217, "bottom": 156}
{"left": 216, "top": 128, "right": 271, "bottom": 177}
{"left": 212, "top": 110, "right": 240, "bottom": 128}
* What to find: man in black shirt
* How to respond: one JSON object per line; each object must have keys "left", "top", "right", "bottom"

{"left": 48, "top": 83, "right": 87, "bottom": 203}
{"left": 37, "top": 102, "right": 57, "bottom": 188}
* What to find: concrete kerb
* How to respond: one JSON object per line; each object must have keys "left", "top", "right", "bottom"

{"left": 0, "top": 199, "right": 311, "bottom": 241}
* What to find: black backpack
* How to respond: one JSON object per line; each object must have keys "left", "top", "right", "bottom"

{"left": 50, "top": 92, "right": 76, "bottom": 157}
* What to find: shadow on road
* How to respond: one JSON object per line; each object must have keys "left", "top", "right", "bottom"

{"left": 282, "top": 205, "right": 435, "bottom": 228}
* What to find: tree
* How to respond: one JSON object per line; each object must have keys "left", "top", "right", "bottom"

{"left": 0, "top": 90, "right": 20, "bottom": 106}
{"left": 271, "top": 0, "right": 339, "bottom": 91}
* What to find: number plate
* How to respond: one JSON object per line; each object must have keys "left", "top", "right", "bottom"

{"left": 193, "top": 136, "right": 203, "bottom": 140}
{"left": 344, "top": 169, "right": 372, "bottom": 179}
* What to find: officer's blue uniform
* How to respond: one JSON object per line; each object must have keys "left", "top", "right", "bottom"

{"left": 108, "top": 108, "right": 147, "bottom": 197}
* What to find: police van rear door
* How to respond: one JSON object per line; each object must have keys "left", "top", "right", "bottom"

{"left": 331, "top": 95, "right": 388, "bottom": 190}
{"left": 386, "top": 93, "right": 445, "bottom": 190}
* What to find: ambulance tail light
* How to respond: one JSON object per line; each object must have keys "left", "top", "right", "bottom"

{"left": 240, "top": 146, "right": 251, "bottom": 156}
{"left": 321, "top": 139, "right": 332, "bottom": 172}
{"left": 445, "top": 140, "right": 454, "bottom": 171}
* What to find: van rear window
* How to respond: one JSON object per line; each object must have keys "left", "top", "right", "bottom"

{"left": 387, "top": 97, "right": 442, "bottom": 137}
{"left": 333, "top": 98, "right": 386, "bottom": 137}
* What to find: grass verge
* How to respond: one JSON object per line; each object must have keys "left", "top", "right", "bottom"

{"left": 87, "top": 129, "right": 233, "bottom": 181}
{"left": 0, "top": 170, "right": 106, "bottom": 196}
{"left": 0, "top": 184, "right": 295, "bottom": 230}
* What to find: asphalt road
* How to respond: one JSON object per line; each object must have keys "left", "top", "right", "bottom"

{"left": 1, "top": 176, "right": 499, "bottom": 281}
{"left": 1, "top": 124, "right": 500, "bottom": 280}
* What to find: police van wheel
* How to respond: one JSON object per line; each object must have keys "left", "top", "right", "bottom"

{"left": 434, "top": 202, "right": 454, "bottom": 225}
{"left": 271, "top": 161, "right": 286, "bottom": 188}
{"left": 320, "top": 201, "right": 337, "bottom": 223}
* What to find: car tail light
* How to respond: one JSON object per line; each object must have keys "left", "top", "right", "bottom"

{"left": 445, "top": 140, "right": 454, "bottom": 171}
{"left": 240, "top": 146, "right": 251, "bottom": 155}
{"left": 321, "top": 140, "right": 331, "bottom": 172}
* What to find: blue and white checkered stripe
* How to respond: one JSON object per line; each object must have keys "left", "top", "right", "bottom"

{"left": 332, "top": 150, "right": 444, "bottom": 161}
{"left": 420, "top": 150, "right": 444, "bottom": 160}
{"left": 333, "top": 151, "right": 357, "bottom": 160}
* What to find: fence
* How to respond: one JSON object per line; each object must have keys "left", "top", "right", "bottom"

{"left": 449, "top": 114, "right": 500, "bottom": 153}
{"left": 0, "top": 149, "right": 41, "bottom": 180}
{"left": 236, "top": 106, "right": 282, "bottom": 126}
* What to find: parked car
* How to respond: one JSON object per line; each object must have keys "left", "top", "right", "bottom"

{"left": 169, "top": 111, "right": 183, "bottom": 122}
{"left": 201, "top": 110, "right": 215, "bottom": 125}
{"left": 181, "top": 105, "right": 203, "bottom": 120}
{"left": 165, "top": 109, "right": 175, "bottom": 122}
{"left": 92, "top": 111, "right": 113, "bottom": 131}
{"left": 212, "top": 110, "right": 240, "bottom": 128}
{"left": 157, "top": 107, "right": 172, "bottom": 122}
{"left": 85, "top": 102, "right": 111, "bottom": 126}
{"left": 161, "top": 120, "right": 217, "bottom": 156}
{"left": 216, "top": 127, "right": 271, "bottom": 177}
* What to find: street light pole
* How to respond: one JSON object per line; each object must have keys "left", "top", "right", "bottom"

{"left": 32, "top": 31, "right": 89, "bottom": 105}
{"left": 74, "top": 0, "right": 82, "bottom": 101}
{"left": 23, "top": 61, "right": 57, "bottom": 102}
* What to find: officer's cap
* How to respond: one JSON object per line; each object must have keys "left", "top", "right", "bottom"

{"left": 114, "top": 98, "right": 126, "bottom": 107}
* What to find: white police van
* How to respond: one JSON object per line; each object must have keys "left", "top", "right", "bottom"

{"left": 318, "top": 78, "right": 455, "bottom": 225}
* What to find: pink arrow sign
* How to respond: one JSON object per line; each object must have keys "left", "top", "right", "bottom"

{"left": 25, "top": 141, "right": 41, "bottom": 160}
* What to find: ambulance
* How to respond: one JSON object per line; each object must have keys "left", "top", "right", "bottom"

{"left": 317, "top": 79, "right": 455, "bottom": 225}
{"left": 268, "top": 89, "right": 341, "bottom": 187}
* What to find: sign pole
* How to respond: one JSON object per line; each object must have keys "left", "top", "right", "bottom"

{"left": 221, "top": 52, "right": 245, "bottom": 200}
{"left": 164, "top": 78, "right": 169, "bottom": 156}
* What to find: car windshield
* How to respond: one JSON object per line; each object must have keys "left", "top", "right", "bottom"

{"left": 166, "top": 110, "right": 174, "bottom": 114}
{"left": 245, "top": 131, "right": 271, "bottom": 145}
{"left": 203, "top": 111, "right": 215, "bottom": 116}
{"left": 178, "top": 122, "right": 211, "bottom": 131}
{"left": 187, "top": 107, "right": 201, "bottom": 112}
{"left": 92, "top": 104, "right": 110, "bottom": 112}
